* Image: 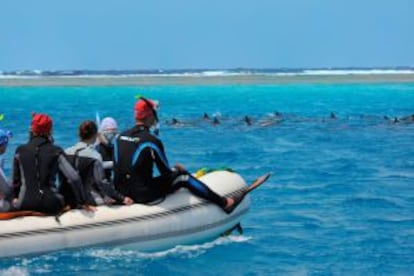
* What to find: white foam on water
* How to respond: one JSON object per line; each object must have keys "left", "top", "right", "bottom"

{"left": 376, "top": 166, "right": 414, "bottom": 178}
{"left": 284, "top": 182, "right": 328, "bottom": 191}
{"left": 274, "top": 137, "right": 304, "bottom": 148}
{"left": 0, "top": 267, "right": 30, "bottom": 276}
{"left": 212, "top": 112, "right": 222, "bottom": 118}
{"left": 2, "top": 68, "right": 413, "bottom": 79}
{"left": 85, "top": 235, "right": 252, "bottom": 260}
{"left": 303, "top": 69, "right": 414, "bottom": 75}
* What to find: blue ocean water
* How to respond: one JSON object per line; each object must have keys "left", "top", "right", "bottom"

{"left": 0, "top": 84, "right": 413, "bottom": 275}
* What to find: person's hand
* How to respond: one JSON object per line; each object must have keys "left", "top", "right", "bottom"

{"left": 103, "top": 197, "right": 116, "bottom": 205}
{"left": 173, "top": 163, "right": 186, "bottom": 172}
{"left": 97, "top": 132, "right": 107, "bottom": 144}
{"left": 83, "top": 204, "right": 97, "bottom": 212}
{"left": 123, "top": 197, "right": 134, "bottom": 205}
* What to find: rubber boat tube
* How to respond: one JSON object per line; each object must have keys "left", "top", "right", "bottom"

{"left": 0, "top": 171, "right": 250, "bottom": 258}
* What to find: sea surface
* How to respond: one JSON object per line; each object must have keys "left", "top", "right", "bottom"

{"left": 0, "top": 83, "right": 413, "bottom": 275}
{"left": 1, "top": 67, "right": 414, "bottom": 77}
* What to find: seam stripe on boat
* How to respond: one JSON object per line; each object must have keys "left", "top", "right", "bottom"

{"left": 0, "top": 189, "right": 245, "bottom": 240}
{"left": 80, "top": 208, "right": 248, "bottom": 248}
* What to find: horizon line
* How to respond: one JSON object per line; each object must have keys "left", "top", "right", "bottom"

{"left": 2, "top": 66, "right": 414, "bottom": 73}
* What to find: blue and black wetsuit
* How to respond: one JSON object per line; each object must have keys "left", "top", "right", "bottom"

{"left": 113, "top": 125, "right": 226, "bottom": 207}
{"left": 12, "top": 136, "right": 87, "bottom": 214}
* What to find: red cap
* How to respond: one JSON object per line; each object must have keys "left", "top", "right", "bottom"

{"left": 134, "top": 99, "right": 155, "bottom": 120}
{"left": 31, "top": 113, "right": 53, "bottom": 135}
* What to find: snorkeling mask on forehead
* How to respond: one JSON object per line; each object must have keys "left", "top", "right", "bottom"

{"left": 140, "top": 96, "right": 159, "bottom": 123}
{"left": 140, "top": 96, "right": 160, "bottom": 136}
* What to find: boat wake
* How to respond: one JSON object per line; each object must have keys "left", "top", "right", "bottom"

{"left": 86, "top": 235, "right": 252, "bottom": 260}
{"left": 0, "top": 235, "right": 252, "bottom": 274}
{"left": 0, "top": 267, "right": 30, "bottom": 276}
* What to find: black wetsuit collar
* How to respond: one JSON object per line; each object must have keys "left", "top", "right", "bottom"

{"left": 29, "top": 136, "right": 51, "bottom": 146}
{"left": 133, "top": 124, "right": 150, "bottom": 133}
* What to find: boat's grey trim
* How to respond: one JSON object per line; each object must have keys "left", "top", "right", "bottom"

{"left": 0, "top": 189, "right": 246, "bottom": 240}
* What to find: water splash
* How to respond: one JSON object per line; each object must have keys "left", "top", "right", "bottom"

{"left": 0, "top": 267, "right": 30, "bottom": 276}
{"left": 85, "top": 235, "right": 252, "bottom": 260}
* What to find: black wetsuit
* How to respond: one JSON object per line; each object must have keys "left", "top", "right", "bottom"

{"left": 12, "top": 136, "right": 87, "bottom": 214}
{"left": 63, "top": 142, "right": 125, "bottom": 206}
{"left": 113, "top": 125, "right": 226, "bottom": 207}
{"left": 96, "top": 142, "right": 114, "bottom": 182}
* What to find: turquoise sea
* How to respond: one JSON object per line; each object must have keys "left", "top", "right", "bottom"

{"left": 0, "top": 83, "right": 414, "bottom": 275}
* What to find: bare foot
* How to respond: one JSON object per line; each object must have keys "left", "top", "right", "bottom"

{"left": 83, "top": 205, "right": 97, "bottom": 212}
{"left": 123, "top": 197, "right": 134, "bottom": 205}
{"left": 224, "top": 197, "right": 234, "bottom": 209}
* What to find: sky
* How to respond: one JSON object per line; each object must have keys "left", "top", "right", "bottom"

{"left": 1, "top": 0, "right": 413, "bottom": 70}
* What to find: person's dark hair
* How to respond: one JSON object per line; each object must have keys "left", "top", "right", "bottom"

{"left": 79, "top": 120, "right": 98, "bottom": 140}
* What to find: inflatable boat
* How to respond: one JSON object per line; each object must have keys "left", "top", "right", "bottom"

{"left": 0, "top": 171, "right": 253, "bottom": 258}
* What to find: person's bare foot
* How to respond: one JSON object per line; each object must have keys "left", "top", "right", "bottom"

{"left": 223, "top": 196, "right": 244, "bottom": 214}
{"left": 224, "top": 197, "right": 234, "bottom": 209}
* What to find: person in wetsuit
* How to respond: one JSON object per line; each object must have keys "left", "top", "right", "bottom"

{"left": 0, "top": 129, "right": 13, "bottom": 212}
{"left": 212, "top": 116, "right": 220, "bottom": 125}
{"left": 64, "top": 121, "right": 133, "bottom": 206}
{"left": 243, "top": 115, "right": 253, "bottom": 126}
{"left": 96, "top": 117, "right": 118, "bottom": 182}
{"left": 12, "top": 113, "right": 93, "bottom": 214}
{"left": 113, "top": 97, "right": 240, "bottom": 213}
{"left": 400, "top": 114, "right": 414, "bottom": 123}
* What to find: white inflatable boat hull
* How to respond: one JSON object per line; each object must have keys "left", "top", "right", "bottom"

{"left": 0, "top": 171, "right": 250, "bottom": 258}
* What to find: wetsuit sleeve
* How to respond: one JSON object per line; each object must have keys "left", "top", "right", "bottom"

{"left": 57, "top": 153, "right": 87, "bottom": 205}
{"left": 92, "top": 160, "right": 124, "bottom": 202}
{"left": 12, "top": 151, "right": 22, "bottom": 198}
{"left": 153, "top": 140, "right": 172, "bottom": 176}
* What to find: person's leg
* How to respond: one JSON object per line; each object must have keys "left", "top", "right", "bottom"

{"left": 168, "top": 172, "right": 227, "bottom": 208}
{"left": 40, "top": 190, "right": 64, "bottom": 215}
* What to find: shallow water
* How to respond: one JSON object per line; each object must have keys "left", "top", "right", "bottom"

{"left": 0, "top": 84, "right": 413, "bottom": 275}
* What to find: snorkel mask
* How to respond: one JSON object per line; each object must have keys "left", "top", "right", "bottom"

{"left": 103, "top": 132, "right": 117, "bottom": 144}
